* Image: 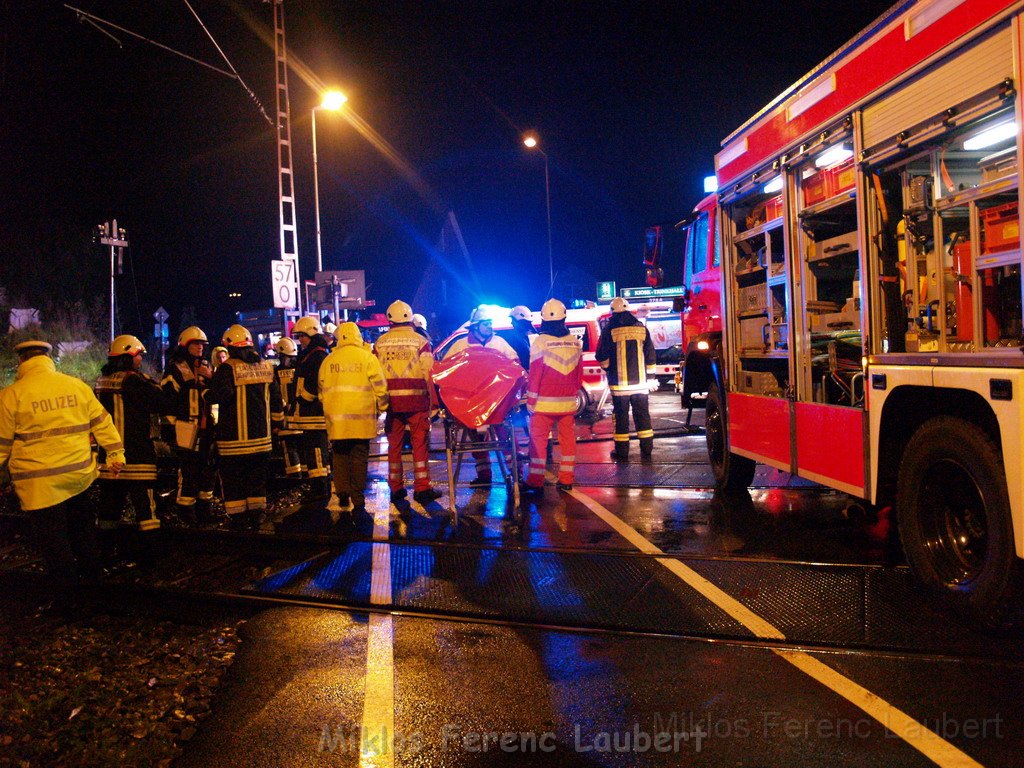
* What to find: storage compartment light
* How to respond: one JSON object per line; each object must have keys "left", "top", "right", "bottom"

{"left": 963, "top": 121, "right": 1017, "bottom": 150}
{"left": 762, "top": 176, "right": 783, "bottom": 194}
{"left": 814, "top": 145, "right": 854, "bottom": 168}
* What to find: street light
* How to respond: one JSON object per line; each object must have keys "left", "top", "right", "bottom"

{"left": 313, "top": 89, "right": 348, "bottom": 274}
{"left": 523, "top": 133, "right": 554, "bottom": 292}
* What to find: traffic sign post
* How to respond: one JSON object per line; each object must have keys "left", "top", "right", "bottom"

{"left": 271, "top": 260, "right": 299, "bottom": 310}
{"left": 596, "top": 281, "right": 617, "bottom": 302}
{"left": 153, "top": 306, "right": 170, "bottom": 371}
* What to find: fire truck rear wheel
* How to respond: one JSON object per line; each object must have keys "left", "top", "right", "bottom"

{"left": 706, "top": 384, "right": 755, "bottom": 493}
{"left": 896, "top": 416, "right": 1024, "bottom": 631}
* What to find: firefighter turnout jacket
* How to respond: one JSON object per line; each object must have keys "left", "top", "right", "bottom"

{"left": 0, "top": 355, "right": 125, "bottom": 511}
{"left": 596, "top": 313, "right": 657, "bottom": 394}
{"left": 292, "top": 336, "right": 330, "bottom": 430}
{"left": 161, "top": 353, "right": 212, "bottom": 429}
{"left": 271, "top": 362, "right": 297, "bottom": 429}
{"left": 527, "top": 330, "right": 583, "bottom": 415}
{"left": 94, "top": 369, "right": 166, "bottom": 481}
{"left": 319, "top": 327, "right": 390, "bottom": 440}
{"left": 374, "top": 324, "right": 434, "bottom": 412}
{"left": 206, "top": 350, "right": 281, "bottom": 456}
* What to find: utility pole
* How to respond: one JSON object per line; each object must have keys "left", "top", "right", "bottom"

{"left": 95, "top": 220, "right": 127, "bottom": 341}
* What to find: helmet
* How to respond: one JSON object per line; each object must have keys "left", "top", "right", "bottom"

{"left": 323, "top": 322, "right": 338, "bottom": 337}
{"left": 469, "top": 305, "right": 495, "bottom": 325}
{"left": 510, "top": 305, "right": 532, "bottom": 322}
{"left": 13, "top": 340, "right": 52, "bottom": 355}
{"left": 178, "top": 326, "right": 208, "bottom": 347}
{"left": 108, "top": 334, "right": 146, "bottom": 357}
{"left": 411, "top": 313, "right": 427, "bottom": 330}
{"left": 387, "top": 300, "right": 413, "bottom": 323}
{"left": 292, "top": 316, "right": 322, "bottom": 337}
{"left": 223, "top": 324, "right": 253, "bottom": 347}
{"left": 540, "top": 299, "right": 566, "bottom": 321}
{"left": 274, "top": 337, "right": 298, "bottom": 356}
{"left": 610, "top": 296, "right": 630, "bottom": 313}
{"left": 337, "top": 321, "right": 362, "bottom": 345}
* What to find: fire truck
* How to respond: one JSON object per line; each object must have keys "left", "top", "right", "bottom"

{"left": 709, "top": 0, "right": 1024, "bottom": 628}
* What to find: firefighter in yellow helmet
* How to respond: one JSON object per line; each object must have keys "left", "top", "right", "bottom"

{"left": 319, "top": 322, "right": 389, "bottom": 520}
{"left": 210, "top": 346, "right": 229, "bottom": 371}
{"left": 0, "top": 340, "right": 125, "bottom": 591}
{"left": 270, "top": 336, "right": 302, "bottom": 478}
{"left": 95, "top": 335, "right": 168, "bottom": 558}
{"left": 206, "top": 324, "right": 282, "bottom": 530}
{"left": 375, "top": 300, "right": 443, "bottom": 504}
{"left": 161, "top": 325, "right": 217, "bottom": 524}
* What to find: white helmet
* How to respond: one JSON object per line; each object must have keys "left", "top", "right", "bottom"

{"left": 292, "top": 316, "right": 322, "bottom": 337}
{"left": 323, "top": 322, "right": 338, "bottom": 337}
{"left": 610, "top": 296, "right": 630, "bottom": 313}
{"left": 387, "top": 300, "right": 413, "bottom": 323}
{"left": 510, "top": 305, "right": 532, "bottom": 322}
{"left": 540, "top": 299, "right": 566, "bottom": 321}
{"left": 469, "top": 305, "right": 494, "bottom": 325}
{"left": 411, "top": 313, "right": 428, "bottom": 330}
{"left": 274, "top": 337, "right": 298, "bottom": 356}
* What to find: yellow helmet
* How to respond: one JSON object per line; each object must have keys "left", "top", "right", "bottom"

{"left": 387, "top": 300, "right": 413, "bottom": 323}
{"left": 274, "top": 337, "right": 298, "bottom": 356}
{"left": 510, "top": 305, "right": 532, "bottom": 322}
{"left": 469, "top": 305, "right": 495, "bottom": 325}
{"left": 411, "top": 313, "right": 428, "bottom": 330}
{"left": 109, "top": 334, "right": 146, "bottom": 357}
{"left": 541, "top": 299, "right": 566, "bottom": 321}
{"left": 223, "top": 324, "right": 253, "bottom": 347}
{"left": 610, "top": 296, "right": 630, "bottom": 313}
{"left": 292, "top": 316, "right": 321, "bottom": 337}
{"left": 178, "top": 326, "right": 208, "bottom": 347}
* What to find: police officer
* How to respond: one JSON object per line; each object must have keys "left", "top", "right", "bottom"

{"left": 375, "top": 300, "right": 443, "bottom": 504}
{"left": 319, "top": 322, "right": 389, "bottom": 517}
{"left": 270, "top": 336, "right": 303, "bottom": 478}
{"left": 508, "top": 305, "right": 535, "bottom": 370}
{"left": 95, "top": 335, "right": 167, "bottom": 552}
{"left": 291, "top": 316, "right": 332, "bottom": 503}
{"left": 595, "top": 297, "right": 657, "bottom": 462}
{"left": 206, "top": 324, "right": 281, "bottom": 530}
{"left": 161, "top": 326, "right": 217, "bottom": 523}
{"left": 0, "top": 340, "right": 125, "bottom": 590}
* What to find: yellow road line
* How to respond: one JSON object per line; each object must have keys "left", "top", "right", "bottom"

{"left": 360, "top": 504, "right": 395, "bottom": 767}
{"left": 565, "top": 483, "right": 983, "bottom": 768}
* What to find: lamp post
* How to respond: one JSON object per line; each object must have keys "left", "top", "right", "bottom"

{"left": 523, "top": 134, "right": 554, "bottom": 292}
{"left": 313, "top": 90, "right": 347, "bottom": 274}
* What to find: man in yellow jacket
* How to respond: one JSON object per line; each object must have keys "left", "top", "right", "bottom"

{"left": 0, "top": 340, "right": 126, "bottom": 588}
{"left": 319, "top": 322, "right": 389, "bottom": 517}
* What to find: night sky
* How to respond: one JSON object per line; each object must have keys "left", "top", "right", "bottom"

{"left": 2, "top": 0, "right": 898, "bottom": 339}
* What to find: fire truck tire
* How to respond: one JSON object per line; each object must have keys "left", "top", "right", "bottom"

{"left": 706, "top": 383, "right": 755, "bottom": 493}
{"left": 896, "top": 416, "right": 1024, "bottom": 631}
{"left": 574, "top": 389, "right": 589, "bottom": 417}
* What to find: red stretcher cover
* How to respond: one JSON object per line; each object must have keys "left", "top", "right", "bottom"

{"left": 431, "top": 347, "right": 527, "bottom": 428}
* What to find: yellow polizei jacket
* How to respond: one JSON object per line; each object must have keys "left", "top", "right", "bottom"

{"left": 0, "top": 355, "right": 125, "bottom": 511}
{"left": 319, "top": 324, "right": 390, "bottom": 440}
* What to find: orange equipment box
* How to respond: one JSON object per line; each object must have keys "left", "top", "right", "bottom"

{"left": 981, "top": 202, "right": 1019, "bottom": 253}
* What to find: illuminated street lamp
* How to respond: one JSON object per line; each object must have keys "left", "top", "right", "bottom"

{"left": 523, "top": 133, "right": 554, "bottom": 292}
{"left": 313, "top": 89, "right": 348, "bottom": 274}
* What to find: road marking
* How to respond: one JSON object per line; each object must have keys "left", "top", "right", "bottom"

{"left": 360, "top": 503, "right": 395, "bottom": 767}
{"left": 564, "top": 482, "right": 983, "bottom": 768}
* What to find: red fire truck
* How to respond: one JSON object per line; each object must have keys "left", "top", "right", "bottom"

{"left": 709, "top": 0, "right": 1024, "bottom": 628}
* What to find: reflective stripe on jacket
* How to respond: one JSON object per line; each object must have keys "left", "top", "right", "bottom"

{"left": 206, "top": 356, "right": 279, "bottom": 456}
{"left": 526, "top": 334, "right": 583, "bottom": 415}
{"left": 319, "top": 341, "right": 389, "bottom": 440}
{"left": 271, "top": 366, "right": 296, "bottom": 428}
{"left": 375, "top": 325, "right": 434, "bottom": 413}
{"left": 595, "top": 315, "right": 657, "bottom": 394}
{"left": 95, "top": 369, "right": 165, "bottom": 480}
{"left": 293, "top": 338, "right": 329, "bottom": 430}
{"left": 0, "top": 356, "right": 125, "bottom": 510}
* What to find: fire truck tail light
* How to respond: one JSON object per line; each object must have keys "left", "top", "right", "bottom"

{"left": 697, "top": 340, "right": 710, "bottom": 351}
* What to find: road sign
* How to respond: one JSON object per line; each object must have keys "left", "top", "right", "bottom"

{"left": 620, "top": 285, "right": 685, "bottom": 300}
{"left": 153, "top": 306, "right": 169, "bottom": 323}
{"left": 271, "top": 259, "right": 299, "bottom": 309}
{"left": 596, "top": 281, "right": 617, "bottom": 301}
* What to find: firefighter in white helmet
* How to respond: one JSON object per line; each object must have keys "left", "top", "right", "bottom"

{"left": 95, "top": 335, "right": 168, "bottom": 557}
{"left": 524, "top": 299, "right": 583, "bottom": 492}
{"left": 508, "top": 305, "right": 535, "bottom": 370}
{"left": 0, "top": 340, "right": 125, "bottom": 593}
{"left": 290, "top": 316, "right": 332, "bottom": 504}
{"left": 206, "top": 324, "right": 282, "bottom": 530}
{"left": 596, "top": 297, "right": 657, "bottom": 461}
{"left": 411, "top": 313, "right": 431, "bottom": 345}
{"left": 374, "top": 300, "right": 443, "bottom": 504}
{"left": 161, "top": 325, "right": 217, "bottom": 524}
{"left": 270, "top": 336, "right": 302, "bottom": 478}
{"left": 323, "top": 321, "right": 338, "bottom": 349}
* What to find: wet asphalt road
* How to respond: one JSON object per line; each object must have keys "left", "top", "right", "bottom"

{"left": 172, "top": 392, "right": 1022, "bottom": 767}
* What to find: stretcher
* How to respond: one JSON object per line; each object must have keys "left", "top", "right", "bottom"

{"left": 431, "top": 347, "right": 528, "bottom": 517}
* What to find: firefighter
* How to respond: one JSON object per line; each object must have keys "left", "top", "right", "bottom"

{"left": 595, "top": 297, "right": 657, "bottom": 462}
{"left": 291, "top": 316, "right": 332, "bottom": 503}
{"left": 206, "top": 324, "right": 280, "bottom": 530}
{"left": 161, "top": 326, "right": 217, "bottom": 524}
{"left": 319, "top": 321, "right": 390, "bottom": 516}
{"left": 411, "top": 313, "right": 432, "bottom": 345}
{"left": 270, "top": 336, "right": 303, "bottom": 478}
{"left": 443, "top": 305, "right": 522, "bottom": 486}
{"left": 323, "top": 321, "right": 338, "bottom": 349}
{"left": 95, "top": 335, "right": 167, "bottom": 555}
{"left": 0, "top": 340, "right": 125, "bottom": 591}
{"left": 525, "top": 300, "right": 583, "bottom": 492}
{"left": 508, "top": 305, "right": 535, "bottom": 370}
{"left": 375, "top": 300, "right": 443, "bottom": 504}
{"left": 210, "top": 346, "right": 229, "bottom": 371}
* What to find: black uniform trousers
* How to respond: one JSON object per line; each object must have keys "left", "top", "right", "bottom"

{"left": 98, "top": 479, "right": 159, "bottom": 531}
{"left": 219, "top": 452, "right": 270, "bottom": 516}
{"left": 611, "top": 393, "right": 654, "bottom": 459}
{"left": 175, "top": 432, "right": 217, "bottom": 507}
{"left": 331, "top": 439, "right": 370, "bottom": 508}
{"left": 299, "top": 429, "right": 331, "bottom": 498}
{"left": 29, "top": 487, "right": 101, "bottom": 589}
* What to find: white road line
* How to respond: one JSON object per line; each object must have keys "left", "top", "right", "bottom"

{"left": 565, "top": 482, "right": 983, "bottom": 768}
{"left": 360, "top": 504, "right": 395, "bottom": 767}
